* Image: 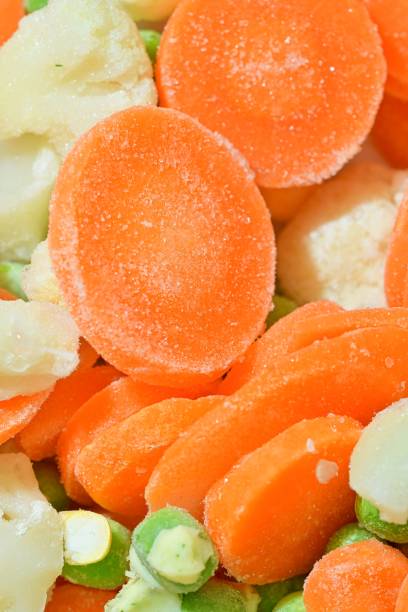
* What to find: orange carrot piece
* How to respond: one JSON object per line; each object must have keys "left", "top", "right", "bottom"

{"left": 303, "top": 540, "right": 408, "bottom": 612}
{"left": 49, "top": 106, "right": 275, "bottom": 391}
{"left": 45, "top": 584, "right": 115, "bottom": 611}
{"left": 77, "top": 339, "right": 99, "bottom": 371}
{"left": 205, "top": 415, "right": 361, "bottom": 583}
{"left": 260, "top": 186, "right": 316, "bottom": 223}
{"left": 0, "top": 288, "right": 16, "bottom": 300}
{"left": 18, "top": 365, "right": 121, "bottom": 461}
{"left": 396, "top": 573, "right": 408, "bottom": 612}
{"left": 373, "top": 95, "right": 408, "bottom": 169}
{"left": 362, "top": 0, "right": 408, "bottom": 100}
{"left": 157, "top": 0, "right": 385, "bottom": 188}
{"left": 385, "top": 194, "right": 408, "bottom": 307}
{"left": 75, "top": 395, "right": 222, "bottom": 517}
{"left": 0, "top": 390, "right": 50, "bottom": 445}
{"left": 146, "top": 326, "right": 408, "bottom": 518}
{"left": 0, "top": 0, "right": 23, "bottom": 46}
{"left": 219, "top": 300, "right": 342, "bottom": 394}
{"left": 57, "top": 377, "right": 194, "bottom": 505}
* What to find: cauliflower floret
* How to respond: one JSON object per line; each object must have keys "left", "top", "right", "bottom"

{"left": 277, "top": 163, "right": 408, "bottom": 309}
{"left": 0, "top": 0, "right": 157, "bottom": 157}
{"left": 0, "top": 135, "right": 59, "bottom": 262}
{"left": 0, "top": 453, "right": 63, "bottom": 612}
{"left": 120, "top": 0, "right": 179, "bottom": 22}
{"left": 22, "top": 240, "right": 63, "bottom": 306}
{"left": 0, "top": 300, "right": 79, "bottom": 400}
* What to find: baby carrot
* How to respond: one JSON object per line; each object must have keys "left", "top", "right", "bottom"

{"left": 57, "top": 377, "right": 194, "bottom": 505}
{"left": 385, "top": 193, "right": 408, "bottom": 307}
{"left": 75, "top": 395, "right": 221, "bottom": 517}
{"left": 204, "top": 415, "right": 361, "bottom": 583}
{"left": 362, "top": 0, "right": 408, "bottom": 101}
{"left": 18, "top": 365, "right": 121, "bottom": 461}
{"left": 45, "top": 584, "right": 115, "bottom": 611}
{"left": 219, "top": 301, "right": 342, "bottom": 394}
{"left": 0, "top": 390, "right": 50, "bottom": 445}
{"left": 303, "top": 540, "right": 408, "bottom": 612}
{"left": 373, "top": 95, "right": 408, "bottom": 168}
{"left": 49, "top": 106, "right": 275, "bottom": 392}
{"left": 396, "top": 573, "right": 408, "bottom": 612}
{"left": 146, "top": 326, "right": 408, "bottom": 518}
{"left": 0, "top": 0, "right": 23, "bottom": 46}
{"left": 157, "top": 0, "right": 385, "bottom": 188}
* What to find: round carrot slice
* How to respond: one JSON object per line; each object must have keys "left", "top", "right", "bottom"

{"left": 204, "top": 415, "right": 361, "bottom": 583}
{"left": 18, "top": 365, "right": 121, "bottom": 461}
{"left": 0, "top": 0, "right": 23, "bottom": 46}
{"left": 303, "top": 539, "right": 408, "bottom": 612}
{"left": 157, "top": 0, "right": 386, "bottom": 188}
{"left": 45, "top": 584, "right": 115, "bottom": 611}
{"left": 147, "top": 325, "right": 408, "bottom": 519}
{"left": 362, "top": 0, "right": 408, "bottom": 101}
{"left": 373, "top": 95, "right": 408, "bottom": 169}
{"left": 385, "top": 193, "right": 408, "bottom": 307}
{"left": 396, "top": 573, "right": 408, "bottom": 612}
{"left": 49, "top": 107, "right": 275, "bottom": 391}
{"left": 57, "top": 376, "right": 196, "bottom": 505}
{"left": 0, "top": 390, "right": 50, "bottom": 445}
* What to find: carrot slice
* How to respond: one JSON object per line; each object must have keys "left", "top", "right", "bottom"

{"left": 205, "top": 415, "right": 361, "bottom": 583}
{"left": 0, "top": 0, "right": 23, "bottom": 46}
{"left": 362, "top": 0, "right": 408, "bottom": 101}
{"left": 396, "top": 573, "right": 408, "bottom": 612}
{"left": 76, "top": 395, "right": 222, "bottom": 517}
{"left": 157, "top": 0, "right": 385, "bottom": 188}
{"left": 0, "top": 390, "right": 50, "bottom": 445}
{"left": 146, "top": 326, "right": 408, "bottom": 518}
{"left": 219, "top": 300, "right": 341, "bottom": 394}
{"left": 18, "top": 365, "right": 121, "bottom": 461}
{"left": 385, "top": 193, "right": 408, "bottom": 307}
{"left": 49, "top": 106, "right": 275, "bottom": 391}
{"left": 0, "top": 288, "right": 16, "bottom": 300}
{"left": 45, "top": 584, "right": 115, "bottom": 611}
{"left": 373, "top": 95, "right": 408, "bottom": 168}
{"left": 303, "top": 539, "right": 408, "bottom": 612}
{"left": 57, "top": 377, "right": 194, "bottom": 505}
{"left": 77, "top": 339, "right": 99, "bottom": 371}
{"left": 260, "top": 186, "right": 316, "bottom": 223}
{"left": 220, "top": 306, "right": 408, "bottom": 394}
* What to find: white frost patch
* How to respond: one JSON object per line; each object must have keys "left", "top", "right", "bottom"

{"left": 315, "top": 459, "right": 339, "bottom": 484}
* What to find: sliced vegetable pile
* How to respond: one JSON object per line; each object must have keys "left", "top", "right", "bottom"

{"left": 1, "top": 0, "right": 408, "bottom": 611}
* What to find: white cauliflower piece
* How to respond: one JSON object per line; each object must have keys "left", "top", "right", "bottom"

{"left": 277, "top": 163, "right": 408, "bottom": 309}
{"left": 0, "top": 0, "right": 157, "bottom": 158}
{"left": 22, "top": 240, "right": 63, "bottom": 306}
{"left": 0, "top": 300, "right": 79, "bottom": 401}
{"left": 0, "top": 453, "right": 63, "bottom": 612}
{"left": 120, "top": 0, "right": 179, "bottom": 22}
{"left": 0, "top": 135, "right": 59, "bottom": 262}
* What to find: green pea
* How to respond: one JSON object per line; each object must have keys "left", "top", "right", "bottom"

{"left": 266, "top": 295, "right": 297, "bottom": 329}
{"left": 106, "top": 579, "right": 182, "bottom": 612}
{"left": 325, "top": 522, "right": 377, "bottom": 553}
{"left": 273, "top": 592, "right": 305, "bottom": 612}
{"left": 256, "top": 576, "right": 305, "bottom": 612}
{"left": 132, "top": 507, "right": 218, "bottom": 594}
{"left": 355, "top": 496, "right": 408, "bottom": 544}
{"left": 0, "top": 262, "right": 26, "bottom": 299}
{"left": 62, "top": 518, "right": 130, "bottom": 589}
{"left": 139, "top": 29, "right": 161, "bottom": 64}
{"left": 24, "top": 0, "right": 48, "bottom": 13}
{"left": 182, "top": 580, "right": 247, "bottom": 612}
{"left": 33, "top": 460, "right": 71, "bottom": 512}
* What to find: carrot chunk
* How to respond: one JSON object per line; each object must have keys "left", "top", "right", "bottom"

{"left": 157, "top": 0, "right": 385, "bottom": 187}
{"left": 373, "top": 95, "right": 408, "bottom": 169}
{"left": 49, "top": 106, "right": 275, "bottom": 392}
{"left": 0, "top": 0, "right": 23, "bottom": 46}
{"left": 385, "top": 193, "right": 408, "bottom": 307}
{"left": 45, "top": 584, "right": 115, "bottom": 611}
{"left": 303, "top": 540, "right": 408, "bottom": 612}
{"left": 0, "top": 390, "right": 50, "bottom": 445}
{"left": 18, "top": 365, "right": 121, "bottom": 461}
{"left": 204, "top": 415, "right": 361, "bottom": 583}
{"left": 396, "top": 573, "right": 408, "bottom": 612}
